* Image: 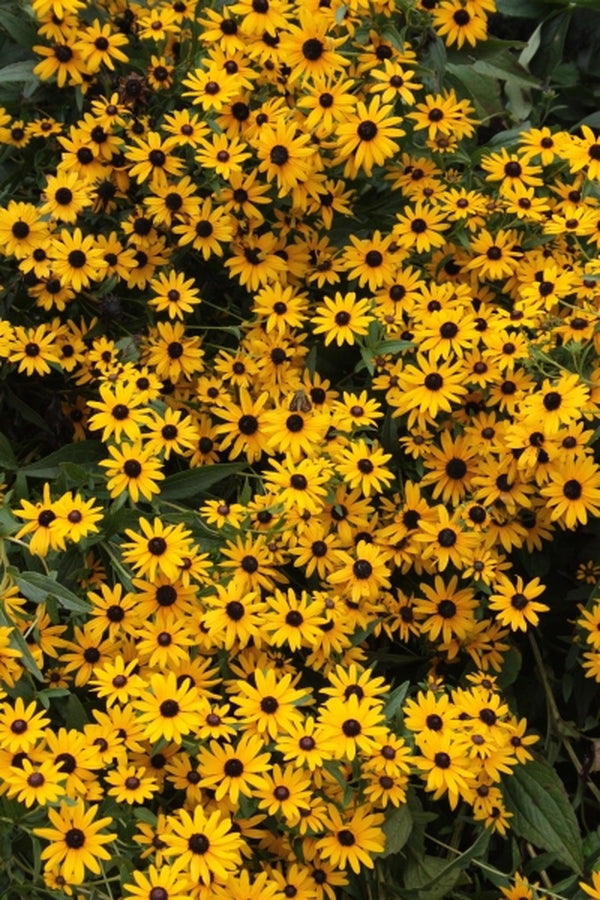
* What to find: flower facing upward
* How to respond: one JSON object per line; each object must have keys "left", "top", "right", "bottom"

{"left": 34, "top": 799, "right": 116, "bottom": 885}
{"left": 197, "top": 732, "right": 272, "bottom": 805}
{"left": 134, "top": 672, "right": 207, "bottom": 744}
{"left": 121, "top": 516, "right": 194, "bottom": 581}
{"left": 87, "top": 380, "right": 152, "bottom": 443}
{"left": 99, "top": 441, "right": 165, "bottom": 503}
{"left": 317, "top": 804, "right": 385, "bottom": 873}
{"left": 256, "top": 118, "right": 315, "bottom": 197}
{"left": 312, "top": 292, "right": 374, "bottom": 346}
{"left": 160, "top": 806, "right": 244, "bottom": 886}
{"left": 232, "top": 668, "right": 309, "bottom": 740}
{"left": 413, "top": 733, "right": 473, "bottom": 809}
{"left": 335, "top": 96, "right": 405, "bottom": 178}
{"left": 488, "top": 575, "right": 548, "bottom": 632}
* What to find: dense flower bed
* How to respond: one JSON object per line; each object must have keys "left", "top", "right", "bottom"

{"left": 1, "top": 0, "right": 600, "bottom": 898}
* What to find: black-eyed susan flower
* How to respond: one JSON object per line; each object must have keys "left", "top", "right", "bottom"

{"left": 135, "top": 671, "right": 206, "bottom": 744}
{"left": 334, "top": 439, "right": 394, "bottom": 497}
{"left": 33, "top": 32, "right": 88, "bottom": 87}
{"left": 540, "top": 456, "right": 600, "bottom": 527}
{"left": 160, "top": 806, "right": 244, "bottom": 886}
{"left": 99, "top": 441, "right": 165, "bottom": 503}
{"left": 432, "top": 0, "right": 488, "bottom": 48}
{"left": 263, "top": 588, "right": 327, "bottom": 651}
{"left": 89, "top": 656, "right": 143, "bottom": 708}
{"left": 88, "top": 380, "right": 152, "bottom": 442}
{"left": 104, "top": 764, "right": 158, "bottom": 805}
{"left": 414, "top": 575, "right": 478, "bottom": 644}
{"left": 34, "top": 799, "right": 116, "bottom": 885}
{"left": 4, "top": 757, "right": 66, "bottom": 808}
{"left": 136, "top": 611, "right": 194, "bottom": 668}
{"left": 317, "top": 804, "right": 385, "bottom": 874}
{"left": 488, "top": 574, "right": 548, "bottom": 631}
{"left": 232, "top": 668, "right": 309, "bottom": 740}
{"left": 335, "top": 96, "right": 405, "bottom": 178}
{"left": 122, "top": 864, "right": 191, "bottom": 900}
{"left": 413, "top": 732, "right": 474, "bottom": 809}
{"left": 126, "top": 131, "right": 184, "bottom": 189}
{"left": 414, "top": 505, "right": 480, "bottom": 571}
{"left": 145, "top": 407, "right": 198, "bottom": 460}
{"left": 255, "top": 763, "right": 312, "bottom": 824}
{"left": 73, "top": 18, "right": 129, "bottom": 72}
{"left": 226, "top": 231, "right": 288, "bottom": 291}
{"left": 8, "top": 323, "right": 61, "bottom": 378}
{"left": 197, "top": 732, "right": 271, "bottom": 807}
{"left": 0, "top": 697, "right": 50, "bottom": 753}
{"left": 0, "top": 201, "right": 50, "bottom": 259}
{"left": 122, "top": 517, "right": 193, "bottom": 582}
{"left": 144, "top": 177, "right": 201, "bottom": 227}
{"left": 408, "top": 89, "right": 476, "bottom": 141}
{"left": 328, "top": 541, "right": 392, "bottom": 602}
{"left": 318, "top": 694, "right": 388, "bottom": 761}
{"left": 393, "top": 351, "right": 468, "bottom": 426}
{"left": 143, "top": 321, "right": 205, "bottom": 382}
{"left": 172, "top": 197, "right": 235, "bottom": 259}
{"left": 312, "top": 291, "right": 373, "bottom": 346}
{"left": 560, "top": 124, "right": 600, "bottom": 182}
{"left": 256, "top": 118, "right": 315, "bottom": 198}
{"left": 14, "top": 482, "right": 68, "bottom": 557}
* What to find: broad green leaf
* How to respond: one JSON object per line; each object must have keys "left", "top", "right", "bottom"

{"left": 0, "top": 60, "right": 37, "bottom": 83}
{"left": 20, "top": 441, "right": 105, "bottom": 479}
{"left": 380, "top": 803, "right": 412, "bottom": 857}
{"left": 160, "top": 462, "right": 246, "bottom": 500}
{"left": 15, "top": 571, "right": 91, "bottom": 614}
{"left": 0, "top": 434, "right": 16, "bottom": 471}
{"left": 384, "top": 680, "right": 410, "bottom": 719}
{"left": 401, "top": 829, "right": 489, "bottom": 899}
{"left": 65, "top": 693, "right": 88, "bottom": 728}
{"left": 471, "top": 57, "right": 540, "bottom": 89}
{"left": 446, "top": 64, "right": 504, "bottom": 119}
{"left": 496, "top": 0, "right": 555, "bottom": 15}
{"left": 0, "top": 11, "right": 38, "bottom": 48}
{"left": 375, "top": 340, "right": 414, "bottom": 355}
{"left": 0, "top": 605, "right": 43, "bottom": 681}
{"left": 503, "top": 758, "right": 584, "bottom": 873}
{"left": 0, "top": 505, "right": 18, "bottom": 537}
{"left": 133, "top": 807, "right": 158, "bottom": 826}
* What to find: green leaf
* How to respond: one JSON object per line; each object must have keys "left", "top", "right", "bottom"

{"left": 496, "top": 0, "right": 554, "bottom": 15}
{"left": 503, "top": 758, "right": 584, "bottom": 873}
{"left": 380, "top": 803, "right": 412, "bottom": 857}
{"left": 65, "top": 693, "right": 88, "bottom": 729}
{"left": 375, "top": 340, "right": 414, "bottom": 355}
{"left": 0, "top": 605, "right": 43, "bottom": 681}
{"left": 471, "top": 56, "right": 540, "bottom": 89}
{"left": 0, "top": 11, "right": 38, "bottom": 48}
{"left": 0, "top": 434, "right": 16, "bottom": 470}
{"left": 0, "top": 59, "right": 37, "bottom": 83}
{"left": 446, "top": 64, "right": 504, "bottom": 120}
{"left": 15, "top": 571, "right": 91, "bottom": 614}
{"left": 160, "top": 462, "right": 246, "bottom": 500}
{"left": 401, "top": 829, "right": 490, "bottom": 899}
{"left": 20, "top": 441, "right": 105, "bottom": 479}
{"left": 133, "top": 807, "right": 158, "bottom": 826}
{"left": 0, "top": 505, "right": 18, "bottom": 537}
{"left": 384, "top": 680, "right": 410, "bottom": 719}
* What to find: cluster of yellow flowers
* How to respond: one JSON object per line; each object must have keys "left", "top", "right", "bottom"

{"left": 0, "top": 0, "right": 598, "bottom": 897}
